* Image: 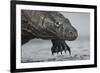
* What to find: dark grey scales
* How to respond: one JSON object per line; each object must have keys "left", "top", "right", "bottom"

{"left": 21, "top": 10, "right": 78, "bottom": 55}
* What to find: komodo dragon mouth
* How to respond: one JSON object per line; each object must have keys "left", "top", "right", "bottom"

{"left": 21, "top": 10, "right": 78, "bottom": 55}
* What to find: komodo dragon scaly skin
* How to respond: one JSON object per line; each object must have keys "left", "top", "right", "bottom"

{"left": 21, "top": 10, "right": 78, "bottom": 55}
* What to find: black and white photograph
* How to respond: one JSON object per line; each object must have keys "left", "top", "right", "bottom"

{"left": 21, "top": 10, "right": 90, "bottom": 63}
{"left": 10, "top": 0, "right": 97, "bottom": 72}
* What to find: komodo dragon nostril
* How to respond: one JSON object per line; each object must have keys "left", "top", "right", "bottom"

{"left": 69, "top": 31, "right": 73, "bottom": 35}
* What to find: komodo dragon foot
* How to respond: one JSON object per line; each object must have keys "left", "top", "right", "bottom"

{"left": 51, "top": 39, "right": 71, "bottom": 55}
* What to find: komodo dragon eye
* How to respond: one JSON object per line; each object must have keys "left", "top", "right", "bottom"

{"left": 55, "top": 22, "right": 62, "bottom": 27}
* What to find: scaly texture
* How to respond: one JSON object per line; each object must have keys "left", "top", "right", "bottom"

{"left": 21, "top": 10, "right": 78, "bottom": 55}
